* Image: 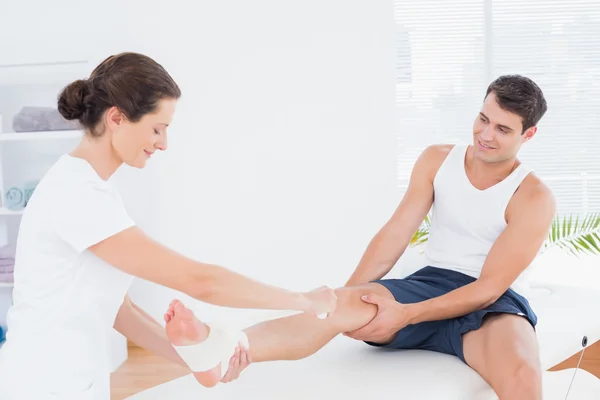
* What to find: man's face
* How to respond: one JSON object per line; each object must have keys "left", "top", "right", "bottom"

{"left": 472, "top": 91, "right": 537, "bottom": 164}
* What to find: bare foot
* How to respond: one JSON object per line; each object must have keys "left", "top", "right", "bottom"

{"left": 164, "top": 299, "right": 222, "bottom": 387}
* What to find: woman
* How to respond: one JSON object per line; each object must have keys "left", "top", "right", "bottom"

{"left": 0, "top": 52, "right": 336, "bottom": 399}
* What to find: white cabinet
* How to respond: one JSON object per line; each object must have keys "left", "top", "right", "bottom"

{"left": 0, "top": 60, "right": 127, "bottom": 372}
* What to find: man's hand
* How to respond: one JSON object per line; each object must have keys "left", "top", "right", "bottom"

{"left": 344, "top": 293, "right": 412, "bottom": 344}
{"left": 220, "top": 343, "right": 252, "bottom": 383}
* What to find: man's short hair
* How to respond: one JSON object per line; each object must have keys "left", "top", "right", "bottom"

{"left": 485, "top": 75, "right": 548, "bottom": 133}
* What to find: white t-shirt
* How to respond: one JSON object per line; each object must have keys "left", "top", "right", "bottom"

{"left": 0, "top": 154, "right": 136, "bottom": 399}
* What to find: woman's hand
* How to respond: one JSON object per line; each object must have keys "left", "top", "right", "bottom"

{"left": 220, "top": 343, "right": 252, "bottom": 383}
{"left": 302, "top": 286, "right": 338, "bottom": 318}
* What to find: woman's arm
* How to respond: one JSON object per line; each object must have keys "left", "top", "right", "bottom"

{"left": 89, "top": 227, "right": 335, "bottom": 315}
{"left": 113, "top": 295, "right": 186, "bottom": 367}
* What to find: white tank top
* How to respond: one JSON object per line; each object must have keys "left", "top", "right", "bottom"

{"left": 422, "top": 143, "right": 534, "bottom": 295}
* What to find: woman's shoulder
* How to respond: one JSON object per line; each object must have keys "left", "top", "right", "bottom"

{"left": 48, "top": 154, "right": 108, "bottom": 185}
{"left": 34, "top": 155, "right": 114, "bottom": 206}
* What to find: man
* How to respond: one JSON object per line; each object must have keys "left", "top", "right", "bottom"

{"left": 165, "top": 75, "right": 555, "bottom": 400}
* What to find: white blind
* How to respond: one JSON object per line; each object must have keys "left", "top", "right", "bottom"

{"left": 395, "top": 0, "right": 600, "bottom": 217}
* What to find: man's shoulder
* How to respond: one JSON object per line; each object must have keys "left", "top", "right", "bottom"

{"left": 415, "top": 144, "right": 457, "bottom": 177}
{"left": 509, "top": 172, "right": 556, "bottom": 219}
{"left": 422, "top": 143, "right": 456, "bottom": 158}
{"left": 418, "top": 143, "right": 457, "bottom": 165}
{"left": 519, "top": 173, "right": 555, "bottom": 202}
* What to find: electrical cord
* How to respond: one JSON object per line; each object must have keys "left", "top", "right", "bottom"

{"left": 564, "top": 336, "right": 588, "bottom": 400}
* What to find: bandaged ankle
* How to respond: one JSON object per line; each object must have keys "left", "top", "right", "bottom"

{"left": 172, "top": 324, "right": 249, "bottom": 377}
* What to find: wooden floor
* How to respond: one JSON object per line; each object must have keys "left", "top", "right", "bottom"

{"left": 110, "top": 345, "right": 189, "bottom": 400}
{"left": 111, "top": 341, "right": 600, "bottom": 400}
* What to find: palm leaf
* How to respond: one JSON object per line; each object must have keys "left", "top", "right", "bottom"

{"left": 544, "top": 212, "right": 600, "bottom": 257}
{"left": 409, "top": 212, "right": 600, "bottom": 258}
{"left": 409, "top": 213, "right": 431, "bottom": 247}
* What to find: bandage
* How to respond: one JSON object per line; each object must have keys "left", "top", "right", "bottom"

{"left": 172, "top": 324, "right": 249, "bottom": 378}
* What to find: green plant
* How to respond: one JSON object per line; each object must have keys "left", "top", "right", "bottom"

{"left": 409, "top": 212, "right": 600, "bottom": 257}
{"left": 409, "top": 213, "right": 431, "bottom": 247}
{"left": 545, "top": 213, "right": 600, "bottom": 256}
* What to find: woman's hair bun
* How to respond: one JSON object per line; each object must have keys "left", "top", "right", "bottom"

{"left": 57, "top": 79, "right": 88, "bottom": 121}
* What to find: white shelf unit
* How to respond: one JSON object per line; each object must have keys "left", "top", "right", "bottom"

{"left": 0, "top": 61, "right": 90, "bottom": 348}
{"left": 0, "top": 59, "right": 130, "bottom": 372}
{"left": 0, "top": 208, "right": 24, "bottom": 216}
{"left": 0, "top": 130, "right": 83, "bottom": 142}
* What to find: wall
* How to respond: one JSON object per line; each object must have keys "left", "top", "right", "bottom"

{"left": 127, "top": 0, "right": 399, "bottom": 324}
{"left": 1, "top": 0, "right": 398, "bottom": 330}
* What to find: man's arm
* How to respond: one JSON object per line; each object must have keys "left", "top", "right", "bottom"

{"left": 113, "top": 295, "right": 187, "bottom": 367}
{"left": 344, "top": 145, "right": 448, "bottom": 286}
{"left": 407, "top": 178, "right": 556, "bottom": 325}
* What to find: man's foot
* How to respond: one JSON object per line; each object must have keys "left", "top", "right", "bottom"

{"left": 164, "top": 299, "right": 222, "bottom": 387}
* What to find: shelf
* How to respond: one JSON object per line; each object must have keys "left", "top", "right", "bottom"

{"left": 0, "top": 208, "right": 24, "bottom": 216}
{"left": 0, "top": 60, "right": 92, "bottom": 86}
{"left": 0, "top": 130, "right": 83, "bottom": 142}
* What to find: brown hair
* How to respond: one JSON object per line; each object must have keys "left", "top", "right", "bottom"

{"left": 58, "top": 52, "right": 181, "bottom": 137}
{"left": 485, "top": 75, "right": 547, "bottom": 134}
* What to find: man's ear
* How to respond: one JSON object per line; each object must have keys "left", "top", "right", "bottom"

{"left": 522, "top": 126, "right": 537, "bottom": 143}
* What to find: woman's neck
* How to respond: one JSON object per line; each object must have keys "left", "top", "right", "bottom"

{"left": 69, "top": 134, "right": 123, "bottom": 180}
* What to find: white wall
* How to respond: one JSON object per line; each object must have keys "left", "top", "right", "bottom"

{"left": 1, "top": 0, "right": 398, "bottom": 328}
{"left": 127, "top": 1, "right": 399, "bottom": 324}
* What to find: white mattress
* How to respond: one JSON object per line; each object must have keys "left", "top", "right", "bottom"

{"left": 127, "top": 283, "right": 600, "bottom": 400}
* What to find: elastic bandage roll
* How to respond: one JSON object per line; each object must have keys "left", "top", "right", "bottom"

{"left": 172, "top": 324, "right": 249, "bottom": 378}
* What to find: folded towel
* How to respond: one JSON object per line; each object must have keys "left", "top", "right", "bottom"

{"left": 0, "top": 245, "right": 15, "bottom": 259}
{"left": 0, "top": 260, "right": 14, "bottom": 274}
{"left": 0, "top": 272, "right": 13, "bottom": 283}
{"left": 4, "top": 188, "right": 24, "bottom": 210}
{"left": 12, "top": 106, "right": 81, "bottom": 132}
{"left": 23, "top": 180, "right": 38, "bottom": 207}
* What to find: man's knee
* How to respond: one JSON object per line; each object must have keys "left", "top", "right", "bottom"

{"left": 330, "top": 284, "right": 392, "bottom": 330}
{"left": 334, "top": 283, "right": 393, "bottom": 310}
{"left": 333, "top": 286, "right": 377, "bottom": 316}
{"left": 504, "top": 359, "right": 542, "bottom": 398}
{"left": 515, "top": 360, "right": 542, "bottom": 387}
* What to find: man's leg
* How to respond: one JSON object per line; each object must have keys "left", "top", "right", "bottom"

{"left": 462, "top": 313, "right": 542, "bottom": 400}
{"left": 244, "top": 283, "right": 395, "bottom": 362}
{"left": 165, "top": 283, "right": 396, "bottom": 386}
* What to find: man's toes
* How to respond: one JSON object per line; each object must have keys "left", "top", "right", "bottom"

{"left": 174, "top": 302, "right": 194, "bottom": 320}
{"left": 170, "top": 299, "right": 181, "bottom": 309}
{"left": 173, "top": 301, "right": 184, "bottom": 314}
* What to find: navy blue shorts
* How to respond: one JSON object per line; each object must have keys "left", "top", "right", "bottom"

{"left": 366, "top": 266, "right": 537, "bottom": 363}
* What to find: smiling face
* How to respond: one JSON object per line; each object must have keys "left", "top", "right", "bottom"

{"left": 106, "top": 98, "right": 177, "bottom": 168}
{"left": 472, "top": 91, "right": 537, "bottom": 164}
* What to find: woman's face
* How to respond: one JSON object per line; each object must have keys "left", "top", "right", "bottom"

{"left": 109, "top": 98, "right": 177, "bottom": 168}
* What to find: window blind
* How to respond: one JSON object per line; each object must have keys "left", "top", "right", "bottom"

{"left": 395, "top": 0, "right": 600, "bottom": 217}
